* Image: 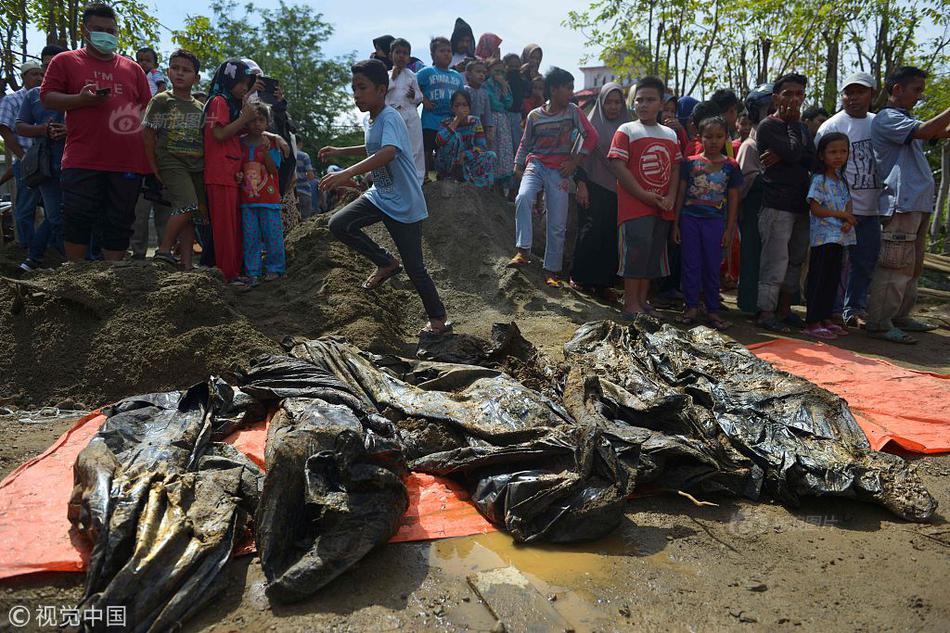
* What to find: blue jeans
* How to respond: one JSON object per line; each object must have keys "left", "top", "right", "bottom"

{"left": 842, "top": 215, "right": 881, "bottom": 320}
{"left": 515, "top": 162, "right": 569, "bottom": 272}
{"left": 12, "top": 161, "right": 41, "bottom": 247}
{"left": 28, "top": 178, "right": 65, "bottom": 263}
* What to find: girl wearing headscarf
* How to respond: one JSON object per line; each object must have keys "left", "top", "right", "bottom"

{"left": 203, "top": 58, "right": 257, "bottom": 281}
{"left": 570, "top": 82, "right": 630, "bottom": 300}
{"left": 520, "top": 44, "right": 543, "bottom": 80}
{"left": 475, "top": 33, "right": 502, "bottom": 62}
{"left": 372, "top": 35, "right": 395, "bottom": 70}
{"left": 450, "top": 18, "right": 475, "bottom": 69}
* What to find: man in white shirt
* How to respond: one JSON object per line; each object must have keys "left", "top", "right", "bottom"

{"left": 815, "top": 72, "right": 882, "bottom": 327}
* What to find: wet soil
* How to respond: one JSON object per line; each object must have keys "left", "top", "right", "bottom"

{"left": 0, "top": 182, "right": 948, "bottom": 632}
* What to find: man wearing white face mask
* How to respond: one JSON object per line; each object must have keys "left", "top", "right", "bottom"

{"left": 40, "top": 2, "right": 152, "bottom": 263}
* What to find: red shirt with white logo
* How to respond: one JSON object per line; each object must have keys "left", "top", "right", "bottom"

{"left": 608, "top": 120, "right": 682, "bottom": 223}
{"left": 40, "top": 48, "right": 151, "bottom": 173}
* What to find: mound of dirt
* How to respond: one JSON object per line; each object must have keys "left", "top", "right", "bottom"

{"left": 0, "top": 262, "right": 279, "bottom": 407}
{"left": 0, "top": 183, "right": 617, "bottom": 407}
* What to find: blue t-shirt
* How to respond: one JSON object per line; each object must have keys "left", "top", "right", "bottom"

{"left": 364, "top": 106, "right": 427, "bottom": 223}
{"left": 678, "top": 155, "right": 743, "bottom": 218}
{"left": 295, "top": 150, "right": 313, "bottom": 194}
{"left": 808, "top": 173, "right": 856, "bottom": 247}
{"left": 871, "top": 106, "right": 934, "bottom": 216}
{"left": 416, "top": 65, "right": 464, "bottom": 131}
{"left": 15, "top": 87, "right": 65, "bottom": 169}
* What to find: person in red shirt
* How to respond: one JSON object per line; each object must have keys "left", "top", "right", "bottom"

{"left": 41, "top": 3, "right": 152, "bottom": 262}
{"left": 202, "top": 58, "right": 258, "bottom": 281}
{"left": 608, "top": 76, "right": 682, "bottom": 318}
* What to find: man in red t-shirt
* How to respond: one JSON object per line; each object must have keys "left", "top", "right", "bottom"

{"left": 608, "top": 76, "right": 682, "bottom": 318}
{"left": 41, "top": 3, "right": 151, "bottom": 262}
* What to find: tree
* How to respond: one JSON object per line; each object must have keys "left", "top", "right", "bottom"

{"left": 172, "top": 1, "right": 353, "bottom": 150}
{"left": 565, "top": 0, "right": 950, "bottom": 108}
{"left": 1, "top": 0, "right": 159, "bottom": 93}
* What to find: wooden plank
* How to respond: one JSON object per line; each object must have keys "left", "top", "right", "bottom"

{"left": 468, "top": 567, "right": 572, "bottom": 633}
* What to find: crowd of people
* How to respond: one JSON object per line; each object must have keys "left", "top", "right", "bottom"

{"left": 1, "top": 5, "right": 948, "bottom": 344}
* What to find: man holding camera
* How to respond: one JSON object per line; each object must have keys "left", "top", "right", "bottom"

{"left": 40, "top": 2, "right": 152, "bottom": 262}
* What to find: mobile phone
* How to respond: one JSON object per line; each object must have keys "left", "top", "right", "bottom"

{"left": 259, "top": 76, "right": 279, "bottom": 104}
{"left": 96, "top": 88, "right": 111, "bottom": 96}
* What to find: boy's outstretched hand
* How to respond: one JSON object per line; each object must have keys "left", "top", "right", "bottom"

{"left": 319, "top": 168, "right": 351, "bottom": 192}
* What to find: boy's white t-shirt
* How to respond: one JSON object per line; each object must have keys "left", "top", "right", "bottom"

{"left": 815, "top": 111, "right": 882, "bottom": 216}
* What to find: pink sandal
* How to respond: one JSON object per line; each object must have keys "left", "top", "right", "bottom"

{"left": 805, "top": 325, "right": 837, "bottom": 340}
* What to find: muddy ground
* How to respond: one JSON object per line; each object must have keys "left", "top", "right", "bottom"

{"left": 0, "top": 182, "right": 948, "bottom": 632}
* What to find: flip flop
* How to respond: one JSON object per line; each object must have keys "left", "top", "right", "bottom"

{"left": 152, "top": 251, "right": 178, "bottom": 266}
{"left": 545, "top": 276, "right": 561, "bottom": 288}
{"left": 707, "top": 316, "right": 731, "bottom": 331}
{"left": 805, "top": 326, "right": 837, "bottom": 340}
{"left": 868, "top": 327, "right": 917, "bottom": 345}
{"left": 362, "top": 264, "right": 402, "bottom": 290}
{"left": 507, "top": 252, "right": 530, "bottom": 267}
{"left": 678, "top": 312, "right": 699, "bottom": 326}
{"left": 758, "top": 317, "right": 790, "bottom": 333}
{"left": 826, "top": 324, "right": 849, "bottom": 336}
{"left": 419, "top": 320, "right": 454, "bottom": 337}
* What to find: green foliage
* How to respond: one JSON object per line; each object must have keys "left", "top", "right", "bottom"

{"left": 171, "top": 1, "right": 354, "bottom": 150}
{"left": 565, "top": 0, "right": 950, "bottom": 108}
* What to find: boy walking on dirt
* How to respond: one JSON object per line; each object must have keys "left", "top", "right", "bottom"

{"left": 607, "top": 76, "right": 682, "bottom": 318}
{"left": 320, "top": 59, "right": 450, "bottom": 336}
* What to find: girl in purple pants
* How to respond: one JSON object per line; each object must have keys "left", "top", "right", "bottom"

{"left": 672, "top": 116, "right": 742, "bottom": 330}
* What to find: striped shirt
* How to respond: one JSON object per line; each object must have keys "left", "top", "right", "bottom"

{"left": 515, "top": 103, "right": 598, "bottom": 170}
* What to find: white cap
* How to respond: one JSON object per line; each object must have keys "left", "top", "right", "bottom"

{"left": 20, "top": 61, "right": 41, "bottom": 76}
{"left": 842, "top": 72, "right": 875, "bottom": 91}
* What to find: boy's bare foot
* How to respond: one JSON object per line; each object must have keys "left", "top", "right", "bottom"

{"left": 362, "top": 259, "right": 402, "bottom": 290}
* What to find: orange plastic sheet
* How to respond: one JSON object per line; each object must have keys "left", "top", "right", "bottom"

{"left": 750, "top": 339, "right": 950, "bottom": 454}
{"left": 0, "top": 415, "right": 492, "bottom": 581}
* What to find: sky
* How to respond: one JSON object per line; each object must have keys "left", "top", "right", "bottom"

{"left": 22, "top": 0, "right": 598, "bottom": 82}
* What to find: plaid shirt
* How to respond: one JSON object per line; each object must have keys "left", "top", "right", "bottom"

{"left": 0, "top": 88, "right": 33, "bottom": 153}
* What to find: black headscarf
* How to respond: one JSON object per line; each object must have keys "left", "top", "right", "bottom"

{"left": 372, "top": 35, "right": 395, "bottom": 70}
{"left": 203, "top": 58, "right": 256, "bottom": 124}
{"left": 450, "top": 18, "right": 475, "bottom": 56}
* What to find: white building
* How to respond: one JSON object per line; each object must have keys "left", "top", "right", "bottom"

{"left": 580, "top": 65, "right": 636, "bottom": 90}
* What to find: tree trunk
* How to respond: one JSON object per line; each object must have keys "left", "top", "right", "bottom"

{"left": 653, "top": 21, "right": 665, "bottom": 76}
{"left": 822, "top": 31, "right": 840, "bottom": 113}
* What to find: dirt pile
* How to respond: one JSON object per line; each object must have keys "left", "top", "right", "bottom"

{"left": 0, "top": 183, "right": 615, "bottom": 407}
{"left": 0, "top": 262, "right": 279, "bottom": 407}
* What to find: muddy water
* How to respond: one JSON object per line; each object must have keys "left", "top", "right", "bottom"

{"left": 429, "top": 520, "right": 701, "bottom": 632}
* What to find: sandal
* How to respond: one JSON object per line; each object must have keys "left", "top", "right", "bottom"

{"left": 152, "top": 250, "right": 178, "bottom": 266}
{"left": 826, "top": 324, "right": 849, "bottom": 336}
{"left": 868, "top": 327, "right": 918, "bottom": 345}
{"left": 544, "top": 275, "right": 561, "bottom": 288}
{"left": 758, "top": 317, "right": 790, "bottom": 333}
{"left": 678, "top": 310, "right": 699, "bottom": 326}
{"left": 419, "top": 320, "right": 454, "bottom": 337}
{"left": 805, "top": 325, "right": 837, "bottom": 340}
{"left": 362, "top": 262, "right": 402, "bottom": 290}
{"left": 707, "top": 315, "right": 731, "bottom": 331}
{"left": 507, "top": 252, "right": 530, "bottom": 267}
{"left": 263, "top": 273, "right": 283, "bottom": 282}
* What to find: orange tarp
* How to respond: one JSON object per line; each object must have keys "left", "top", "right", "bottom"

{"left": 750, "top": 339, "right": 950, "bottom": 454}
{"left": 0, "top": 415, "right": 492, "bottom": 581}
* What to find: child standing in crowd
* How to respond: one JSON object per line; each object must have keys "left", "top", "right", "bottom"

{"left": 464, "top": 60, "right": 493, "bottom": 145}
{"left": 520, "top": 44, "right": 543, "bottom": 80}
{"left": 511, "top": 67, "right": 597, "bottom": 287}
{"left": 475, "top": 33, "right": 502, "bottom": 62}
{"left": 417, "top": 37, "right": 465, "bottom": 176}
{"left": 388, "top": 38, "right": 425, "bottom": 184}
{"left": 372, "top": 35, "right": 395, "bottom": 69}
{"left": 673, "top": 116, "right": 742, "bottom": 330}
{"left": 136, "top": 47, "right": 166, "bottom": 96}
{"left": 450, "top": 18, "right": 476, "bottom": 70}
{"left": 321, "top": 59, "right": 449, "bottom": 336}
{"left": 435, "top": 90, "right": 495, "bottom": 187}
{"left": 710, "top": 89, "right": 742, "bottom": 156}
{"left": 202, "top": 58, "right": 258, "bottom": 281}
{"left": 522, "top": 77, "right": 545, "bottom": 119}
{"left": 144, "top": 49, "right": 205, "bottom": 271}
{"left": 485, "top": 60, "right": 514, "bottom": 188}
{"left": 571, "top": 82, "right": 630, "bottom": 302}
{"left": 608, "top": 76, "right": 682, "bottom": 318}
{"left": 804, "top": 132, "right": 857, "bottom": 340}
{"left": 503, "top": 54, "right": 525, "bottom": 154}
{"left": 238, "top": 103, "right": 286, "bottom": 286}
